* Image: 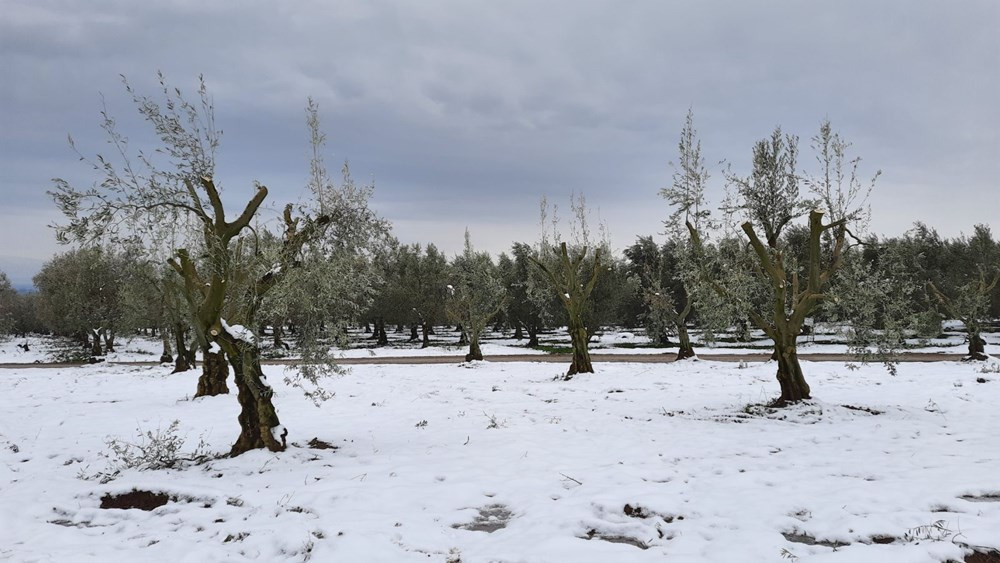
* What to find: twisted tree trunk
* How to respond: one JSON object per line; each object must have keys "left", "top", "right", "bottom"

{"left": 220, "top": 334, "right": 284, "bottom": 456}
{"left": 172, "top": 323, "right": 193, "bottom": 373}
{"left": 675, "top": 322, "right": 696, "bottom": 361}
{"left": 195, "top": 349, "right": 229, "bottom": 397}
{"left": 566, "top": 322, "right": 593, "bottom": 378}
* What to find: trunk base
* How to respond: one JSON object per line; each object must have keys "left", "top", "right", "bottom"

{"left": 195, "top": 351, "right": 230, "bottom": 397}
{"left": 675, "top": 345, "right": 696, "bottom": 361}
{"left": 227, "top": 344, "right": 286, "bottom": 456}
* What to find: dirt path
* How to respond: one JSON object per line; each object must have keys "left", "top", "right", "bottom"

{"left": 0, "top": 351, "right": 968, "bottom": 369}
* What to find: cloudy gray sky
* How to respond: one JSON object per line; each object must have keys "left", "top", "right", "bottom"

{"left": 1, "top": 0, "right": 998, "bottom": 289}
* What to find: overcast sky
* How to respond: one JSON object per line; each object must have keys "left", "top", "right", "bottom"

{"left": 1, "top": 0, "right": 998, "bottom": 289}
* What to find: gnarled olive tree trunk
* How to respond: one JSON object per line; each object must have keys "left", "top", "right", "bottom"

{"left": 216, "top": 332, "right": 284, "bottom": 455}
{"left": 195, "top": 348, "right": 229, "bottom": 397}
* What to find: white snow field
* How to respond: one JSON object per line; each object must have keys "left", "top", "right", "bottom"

{"left": 1, "top": 359, "right": 998, "bottom": 562}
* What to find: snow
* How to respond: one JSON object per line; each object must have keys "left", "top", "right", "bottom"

{"left": 1, "top": 358, "right": 998, "bottom": 561}
{"left": 221, "top": 318, "right": 257, "bottom": 345}
{"left": 3, "top": 324, "right": 996, "bottom": 364}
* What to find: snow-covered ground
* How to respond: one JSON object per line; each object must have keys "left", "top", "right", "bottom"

{"left": 1, "top": 359, "right": 998, "bottom": 561}
{"left": 3, "top": 324, "right": 997, "bottom": 364}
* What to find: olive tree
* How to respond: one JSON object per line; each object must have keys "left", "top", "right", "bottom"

{"left": 446, "top": 231, "right": 506, "bottom": 361}
{"left": 49, "top": 75, "right": 360, "bottom": 455}
{"left": 528, "top": 195, "right": 605, "bottom": 379}
{"left": 654, "top": 109, "right": 712, "bottom": 359}
{"left": 689, "top": 120, "right": 882, "bottom": 404}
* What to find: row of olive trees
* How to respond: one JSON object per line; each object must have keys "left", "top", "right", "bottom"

{"left": 34, "top": 74, "right": 1000, "bottom": 455}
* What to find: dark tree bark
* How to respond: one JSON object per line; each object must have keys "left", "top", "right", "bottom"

{"left": 969, "top": 333, "right": 988, "bottom": 361}
{"left": 465, "top": 337, "right": 483, "bottom": 362}
{"left": 421, "top": 321, "right": 432, "bottom": 348}
{"left": 408, "top": 324, "right": 419, "bottom": 342}
{"left": 102, "top": 328, "right": 115, "bottom": 353}
{"left": 566, "top": 322, "right": 593, "bottom": 378}
{"left": 172, "top": 323, "right": 193, "bottom": 373}
{"left": 457, "top": 330, "right": 468, "bottom": 346}
{"left": 272, "top": 323, "right": 288, "bottom": 350}
{"left": 219, "top": 333, "right": 284, "bottom": 456}
{"left": 527, "top": 325, "right": 539, "bottom": 347}
{"left": 89, "top": 328, "right": 104, "bottom": 357}
{"left": 374, "top": 318, "right": 388, "bottom": 346}
{"left": 513, "top": 322, "right": 524, "bottom": 340}
{"left": 675, "top": 322, "right": 696, "bottom": 361}
{"left": 195, "top": 349, "right": 229, "bottom": 397}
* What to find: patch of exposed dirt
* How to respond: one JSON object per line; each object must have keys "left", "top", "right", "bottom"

{"left": 955, "top": 548, "right": 1000, "bottom": 563}
{"left": 452, "top": 504, "right": 512, "bottom": 533}
{"left": 623, "top": 503, "right": 681, "bottom": 523}
{"left": 100, "top": 489, "right": 170, "bottom": 510}
{"left": 582, "top": 528, "right": 649, "bottom": 550}
{"left": 782, "top": 531, "right": 849, "bottom": 548}
{"left": 306, "top": 438, "right": 338, "bottom": 450}
{"left": 960, "top": 493, "right": 1000, "bottom": 503}
{"left": 841, "top": 404, "right": 884, "bottom": 415}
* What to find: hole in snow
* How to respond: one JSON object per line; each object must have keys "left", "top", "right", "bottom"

{"left": 452, "top": 504, "right": 512, "bottom": 533}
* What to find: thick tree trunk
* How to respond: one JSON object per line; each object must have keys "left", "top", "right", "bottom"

{"left": 159, "top": 329, "right": 173, "bottom": 364}
{"left": 675, "top": 322, "right": 696, "bottom": 361}
{"left": 457, "top": 330, "right": 468, "bottom": 346}
{"left": 172, "top": 324, "right": 193, "bottom": 373}
{"left": 527, "top": 326, "right": 539, "bottom": 347}
{"left": 102, "top": 328, "right": 115, "bottom": 353}
{"left": 90, "top": 329, "right": 103, "bottom": 357}
{"left": 513, "top": 323, "right": 524, "bottom": 340}
{"left": 566, "top": 323, "right": 594, "bottom": 379}
{"left": 273, "top": 324, "right": 287, "bottom": 350}
{"left": 968, "top": 331, "right": 988, "bottom": 361}
{"left": 408, "top": 324, "right": 419, "bottom": 342}
{"left": 395, "top": 323, "right": 404, "bottom": 334}
{"left": 465, "top": 336, "right": 483, "bottom": 362}
{"left": 421, "top": 322, "right": 431, "bottom": 348}
{"left": 773, "top": 337, "right": 810, "bottom": 405}
{"left": 364, "top": 322, "right": 371, "bottom": 334}
{"left": 195, "top": 349, "right": 230, "bottom": 397}
{"left": 224, "top": 340, "right": 285, "bottom": 456}
{"left": 375, "top": 318, "right": 388, "bottom": 346}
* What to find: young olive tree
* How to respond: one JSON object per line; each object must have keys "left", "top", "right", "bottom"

{"left": 528, "top": 195, "right": 605, "bottom": 379}
{"left": 655, "top": 109, "right": 712, "bottom": 359}
{"left": 49, "top": 75, "right": 351, "bottom": 455}
{"left": 446, "top": 231, "right": 506, "bottom": 361}
{"left": 928, "top": 272, "right": 999, "bottom": 360}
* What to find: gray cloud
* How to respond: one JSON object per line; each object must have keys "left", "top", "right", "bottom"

{"left": 1, "top": 0, "right": 997, "bottom": 285}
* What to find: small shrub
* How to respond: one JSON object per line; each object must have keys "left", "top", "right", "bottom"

{"left": 85, "top": 420, "right": 210, "bottom": 482}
